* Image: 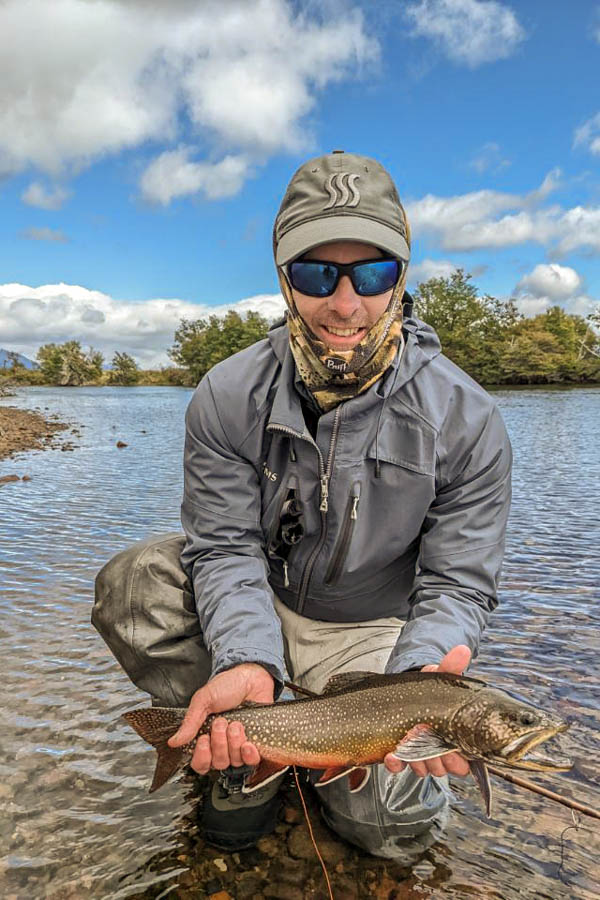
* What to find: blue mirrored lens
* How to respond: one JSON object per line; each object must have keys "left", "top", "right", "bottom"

{"left": 289, "top": 262, "right": 338, "bottom": 296}
{"left": 353, "top": 260, "right": 400, "bottom": 295}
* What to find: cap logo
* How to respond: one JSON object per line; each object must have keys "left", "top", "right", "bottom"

{"left": 323, "top": 173, "right": 360, "bottom": 210}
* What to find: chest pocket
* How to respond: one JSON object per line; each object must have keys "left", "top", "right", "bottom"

{"left": 367, "top": 416, "right": 436, "bottom": 477}
{"left": 359, "top": 417, "right": 436, "bottom": 560}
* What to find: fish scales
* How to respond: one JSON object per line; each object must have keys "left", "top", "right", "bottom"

{"left": 197, "top": 676, "right": 472, "bottom": 765}
{"left": 121, "top": 670, "right": 571, "bottom": 811}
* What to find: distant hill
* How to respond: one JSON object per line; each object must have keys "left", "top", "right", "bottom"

{"left": 0, "top": 349, "right": 38, "bottom": 370}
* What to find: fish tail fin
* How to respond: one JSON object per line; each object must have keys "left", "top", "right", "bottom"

{"left": 149, "top": 744, "right": 188, "bottom": 793}
{"left": 122, "top": 707, "right": 189, "bottom": 793}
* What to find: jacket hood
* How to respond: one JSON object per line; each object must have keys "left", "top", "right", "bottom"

{"left": 267, "top": 295, "right": 442, "bottom": 399}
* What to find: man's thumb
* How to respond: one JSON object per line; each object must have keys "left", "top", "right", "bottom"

{"left": 438, "top": 644, "right": 471, "bottom": 675}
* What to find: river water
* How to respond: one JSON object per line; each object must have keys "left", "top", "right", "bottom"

{"left": 0, "top": 385, "right": 598, "bottom": 899}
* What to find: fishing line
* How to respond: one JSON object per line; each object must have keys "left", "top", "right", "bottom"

{"left": 557, "top": 810, "right": 582, "bottom": 884}
{"left": 292, "top": 765, "right": 334, "bottom": 900}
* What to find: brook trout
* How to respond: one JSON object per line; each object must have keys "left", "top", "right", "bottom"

{"left": 122, "top": 670, "right": 571, "bottom": 816}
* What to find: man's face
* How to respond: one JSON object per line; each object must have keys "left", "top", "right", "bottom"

{"left": 290, "top": 241, "right": 393, "bottom": 352}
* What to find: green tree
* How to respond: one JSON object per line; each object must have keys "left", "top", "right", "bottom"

{"left": 37, "top": 341, "right": 104, "bottom": 385}
{"left": 499, "top": 322, "right": 565, "bottom": 383}
{"left": 110, "top": 351, "right": 140, "bottom": 385}
{"left": 169, "top": 310, "right": 269, "bottom": 384}
{"left": 414, "top": 269, "right": 520, "bottom": 384}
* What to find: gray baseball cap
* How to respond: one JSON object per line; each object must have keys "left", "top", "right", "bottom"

{"left": 274, "top": 150, "right": 410, "bottom": 265}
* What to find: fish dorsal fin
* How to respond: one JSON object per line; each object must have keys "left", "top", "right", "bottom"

{"left": 321, "top": 671, "right": 381, "bottom": 695}
{"left": 392, "top": 724, "right": 457, "bottom": 761}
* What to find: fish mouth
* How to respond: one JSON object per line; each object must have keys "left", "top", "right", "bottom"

{"left": 494, "top": 724, "right": 571, "bottom": 772}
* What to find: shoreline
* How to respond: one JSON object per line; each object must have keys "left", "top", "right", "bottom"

{"left": 0, "top": 406, "right": 76, "bottom": 461}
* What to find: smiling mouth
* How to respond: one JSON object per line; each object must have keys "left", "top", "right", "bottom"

{"left": 322, "top": 325, "right": 365, "bottom": 337}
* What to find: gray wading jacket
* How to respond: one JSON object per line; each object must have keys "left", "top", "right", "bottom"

{"left": 180, "top": 316, "right": 512, "bottom": 687}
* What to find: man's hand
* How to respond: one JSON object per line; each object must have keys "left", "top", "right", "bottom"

{"left": 384, "top": 644, "right": 472, "bottom": 779}
{"left": 167, "top": 663, "right": 274, "bottom": 774}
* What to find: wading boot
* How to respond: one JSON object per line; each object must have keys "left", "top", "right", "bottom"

{"left": 200, "top": 765, "right": 284, "bottom": 851}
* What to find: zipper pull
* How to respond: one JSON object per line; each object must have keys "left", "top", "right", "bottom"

{"left": 350, "top": 495, "right": 360, "bottom": 520}
{"left": 283, "top": 560, "right": 290, "bottom": 588}
{"left": 319, "top": 475, "right": 329, "bottom": 513}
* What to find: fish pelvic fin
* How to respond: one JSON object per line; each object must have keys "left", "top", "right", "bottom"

{"left": 242, "top": 759, "right": 289, "bottom": 793}
{"left": 470, "top": 758, "right": 493, "bottom": 817}
{"left": 314, "top": 765, "right": 371, "bottom": 793}
{"left": 392, "top": 724, "right": 457, "bottom": 762}
{"left": 122, "top": 707, "right": 190, "bottom": 793}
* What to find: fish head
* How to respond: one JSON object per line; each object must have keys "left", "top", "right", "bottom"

{"left": 452, "top": 688, "right": 571, "bottom": 771}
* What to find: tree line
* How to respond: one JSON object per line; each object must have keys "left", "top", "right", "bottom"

{"left": 2, "top": 271, "right": 599, "bottom": 389}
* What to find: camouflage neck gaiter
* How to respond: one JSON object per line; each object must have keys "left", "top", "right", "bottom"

{"left": 278, "top": 267, "right": 408, "bottom": 413}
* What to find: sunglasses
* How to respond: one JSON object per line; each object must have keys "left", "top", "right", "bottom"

{"left": 288, "top": 258, "right": 404, "bottom": 298}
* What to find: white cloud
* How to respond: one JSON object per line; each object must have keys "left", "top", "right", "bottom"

{"left": 21, "top": 182, "right": 70, "bottom": 210}
{"left": 0, "top": 282, "right": 286, "bottom": 368}
{"left": 513, "top": 262, "right": 599, "bottom": 321}
{"left": 407, "top": 258, "right": 460, "bottom": 283}
{"left": 405, "top": 170, "right": 600, "bottom": 255}
{"left": 516, "top": 264, "right": 582, "bottom": 301}
{"left": 405, "top": 0, "right": 525, "bottom": 67}
{"left": 573, "top": 112, "right": 600, "bottom": 156}
{"left": 468, "top": 141, "right": 510, "bottom": 174}
{"left": 514, "top": 295, "right": 552, "bottom": 317}
{"left": 20, "top": 227, "right": 69, "bottom": 243}
{"left": 0, "top": 0, "right": 376, "bottom": 200}
{"left": 140, "top": 149, "right": 250, "bottom": 204}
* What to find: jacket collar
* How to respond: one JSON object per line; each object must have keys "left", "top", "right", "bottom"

{"left": 266, "top": 313, "right": 441, "bottom": 432}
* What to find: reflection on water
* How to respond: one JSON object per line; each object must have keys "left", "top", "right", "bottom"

{"left": 1, "top": 386, "right": 599, "bottom": 899}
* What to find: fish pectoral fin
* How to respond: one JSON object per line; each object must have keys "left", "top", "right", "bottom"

{"left": 393, "top": 725, "right": 457, "bottom": 761}
{"left": 242, "top": 759, "right": 289, "bottom": 793}
{"left": 470, "top": 759, "right": 493, "bottom": 817}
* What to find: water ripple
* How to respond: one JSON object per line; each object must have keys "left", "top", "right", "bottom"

{"left": 1, "top": 385, "right": 599, "bottom": 898}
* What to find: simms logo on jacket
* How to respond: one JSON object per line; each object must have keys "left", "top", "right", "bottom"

{"left": 323, "top": 173, "right": 360, "bottom": 209}
{"left": 262, "top": 462, "right": 278, "bottom": 482}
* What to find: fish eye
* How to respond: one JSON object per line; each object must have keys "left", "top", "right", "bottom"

{"left": 519, "top": 712, "right": 536, "bottom": 726}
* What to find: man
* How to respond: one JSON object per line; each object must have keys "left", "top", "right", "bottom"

{"left": 93, "top": 150, "right": 511, "bottom": 859}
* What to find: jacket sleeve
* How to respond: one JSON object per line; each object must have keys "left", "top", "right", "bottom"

{"left": 180, "top": 374, "right": 286, "bottom": 688}
{"left": 386, "top": 401, "right": 512, "bottom": 674}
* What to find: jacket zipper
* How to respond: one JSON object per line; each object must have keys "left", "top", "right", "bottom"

{"left": 267, "top": 475, "right": 298, "bottom": 552}
{"left": 297, "top": 406, "right": 342, "bottom": 613}
{"left": 267, "top": 405, "right": 342, "bottom": 614}
{"left": 324, "top": 483, "right": 361, "bottom": 585}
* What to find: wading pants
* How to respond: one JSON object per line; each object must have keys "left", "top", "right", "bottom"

{"left": 92, "top": 533, "right": 450, "bottom": 860}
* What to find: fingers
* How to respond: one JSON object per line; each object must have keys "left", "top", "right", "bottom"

{"left": 384, "top": 752, "right": 406, "bottom": 774}
{"left": 436, "top": 644, "right": 472, "bottom": 675}
{"left": 168, "top": 691, "right": 210, "bottom": 747}
{"left": 385, "top": 752, "right": 471, "bottom": 780}
{"left": 191, "top": 733, "right": 212, "bottom": 774}
{"left": 189, "top": 717, "right": 261, "bottom": 774}
{"left": 439, "top": 752, "right": 471, "bottom": 777}
{"left": 241, "top": 741, "right": 261, "bottom": 767}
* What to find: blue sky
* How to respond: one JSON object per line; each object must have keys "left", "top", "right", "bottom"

{"left": 1, "top": 0, "right": 599, "bottom": 366}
